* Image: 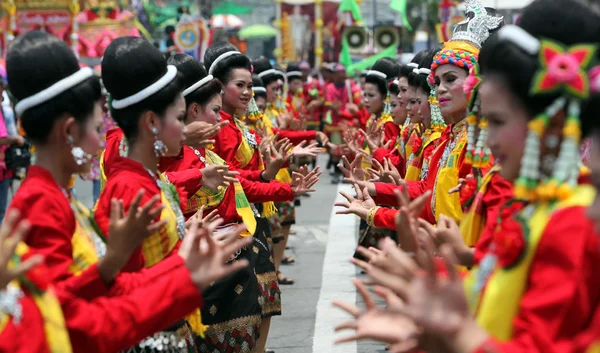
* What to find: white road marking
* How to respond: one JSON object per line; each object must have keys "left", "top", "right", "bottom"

{"left": 312, "top": 183, "right": 359, "bottom": 353}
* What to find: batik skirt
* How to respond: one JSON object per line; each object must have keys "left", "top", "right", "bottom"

{"left": 195, "top": 235, "right": 262, "bottom": 353}
{"left": 124, "top": 320, "right": 197, "bottom": 353}
{"left": 254, "top": 216, "right": 282, "bottom": 318}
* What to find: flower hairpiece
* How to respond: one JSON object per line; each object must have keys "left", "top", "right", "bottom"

{"left": 531, "top": 39, "right": 596, "bottom": 99}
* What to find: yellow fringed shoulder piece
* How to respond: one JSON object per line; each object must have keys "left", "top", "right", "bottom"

{"left": 9, "top": 243, "right": 73, "bottom": 353}
{"left": 464, "top": 185, "right": 595, "bottom": 341}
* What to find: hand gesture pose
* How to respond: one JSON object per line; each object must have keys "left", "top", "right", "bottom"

{"left": 419, "top": 215, "right": 473, "bottom": 268}
{"left": 200, "top": 165, "right": 240, "bottom": 191}
{"left": 290, "top": 166, "right": 321, "bottom": 196}
{"left": 335, "top": 184, "right": 376, "bottom": 220}
{"left": 343, "top": 130, "right": 361, "bottom": 156}
{"left": 290, "top": 141, "right": 321, "bottom": 158}
{"left": 333, "top": 279, "right": 419, "bottom": 349}
{"left": 370, "top": 158, "right": 402, "bottom": 185}
{"left": 289, "top": 116, "right": 307, "bottom": 131}
{"left": 393, "top": 188, "right": 431, "bottom": 255}
{"left": 179, "top": 218, "right": 253, "bottom": 290}
{"left": 0, "top": 210, "right": 43, "bottom": 290}
{"left": 315, "top": 131, "right": 329, "bottom": 146}
{"left": 100, "top": 190, "right": 165, "bottom": 283}
{"left": 448, "top": 174, "right": 474, "bottom": 195}
{"left": 338, "top": 155, "right": 377, "bottom": 196}
{"left": 185, "top": 206, "right": 220, "bottom": 230}
{"left": 262, "top": 142, "right": 292, "bottom": 181}
{"left": 184, "top": 121, "right": 228, "bottom": 148}
{"left": 360, "top": 124, "right": 384, "bottom": 152}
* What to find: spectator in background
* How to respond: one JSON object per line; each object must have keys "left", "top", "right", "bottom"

{"left": 0, "top": 77, "right": 24, "bottom": 222}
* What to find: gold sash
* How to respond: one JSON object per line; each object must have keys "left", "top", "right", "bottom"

{"left": 464, "top": 185, "right": 595, "bottom": 341}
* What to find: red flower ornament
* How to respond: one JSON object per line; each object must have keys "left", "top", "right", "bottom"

{"left": 412, "top": 136, "right": 423, "bottom": 155}
{"left": 492, "top": 202, "right": 527, "bottom": 268}
{"left": 531, "top": 40, "right": 596, "bottom": 99}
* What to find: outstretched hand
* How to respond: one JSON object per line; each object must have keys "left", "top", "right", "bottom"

{"left": 291, "top": 166, "right": 321, "bottom": 195}
{"left": 335, "top": 184, "right": 376, "bottom": 220}
{"left": 333, "top": 279, "right": 419, "bottom": 347}
{"left": 180, "top": 218, "right": 253, "bottom": 290}
{"left": 0, "top": 210, "right": 43, "bottom": 290}
{"left": 201, "top": 165, "right": 239, "bottom": 191}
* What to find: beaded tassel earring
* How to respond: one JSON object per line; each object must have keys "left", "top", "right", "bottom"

{"left": 464, "top": 99, "right": 479, "bottom": 165}
{"left": 541, "top": 100, "right": 582, "bottom": 200}
{"left": 473, "top": 116, "right": 491, "bottom": 168}
{"left": 247, "top": 91, "right": 263, "bottom": 123}
{"left": 513, "top": 97, "right": 566, "bottom": 200}
{"left": 382, "top": 91, "right": 392, "bottom": 119}
{"left": 428, "top": 89, "right": 446, "bottom": 133}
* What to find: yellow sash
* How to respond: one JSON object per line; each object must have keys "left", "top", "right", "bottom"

{"left": 464, "top": 185, "right": 595, "bottom": 341}
{"left": 198, "top": 149, "right": 257, "bottom": 236}
{"left": 405, "top": 130, "right": 441, "bottom": 181}
{"left": 235, "top": 117, "right": 277, "bottom": 218}
{"left": 432, "top": 127, "right": 468, "bottom": 223}
{"left": 142, "top": 175, "right": 182, "bottom": 268}
{"left": 2, "top": 243, "right": 73, "bottom": 353}
{"left": 68, "top": 199, "right": 103, "bottom": 275}
{"left": 459, "top": 165, "right": 501, "bottom": 247}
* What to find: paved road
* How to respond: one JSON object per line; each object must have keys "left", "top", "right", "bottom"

{"left": 10, "top": 155, "right": 386, "bottom": 353}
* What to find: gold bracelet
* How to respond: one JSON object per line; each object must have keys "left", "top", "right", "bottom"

{"left": 366, "top": 206, "right": 381, "bottom": 227}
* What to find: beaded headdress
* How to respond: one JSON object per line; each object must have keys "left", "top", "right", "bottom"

{"left": 497, "top": 25, "right": 598, "bottom": 201}
{"left": 428, "top": 0, "right": 503, "bottom": 85}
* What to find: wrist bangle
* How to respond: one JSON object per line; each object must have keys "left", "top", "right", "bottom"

{"left": 260, "top": 171, "right": 269, "bottom": 182}
{"left": 366, "top": 206, "right": 381, "bottom": 226}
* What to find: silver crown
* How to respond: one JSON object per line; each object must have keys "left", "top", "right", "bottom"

{"left": 451, "top": 0, "right": 504, "bottom": 49}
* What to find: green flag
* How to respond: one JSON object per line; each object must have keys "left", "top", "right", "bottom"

{"left": 389, "top": 0, "right": 412, "bottom": 31}
{"left": 338, "top": 0, "right": 364, "bottom": 23}
{"left": 347, "top": 45, "right": 397, "bottom": 76}
{"left": 340, "top": 37, "right": 353, "bottom": 69}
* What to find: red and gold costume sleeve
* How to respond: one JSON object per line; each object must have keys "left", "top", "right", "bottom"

{"left": 61, "top": 264, "right": 202, "bottom": 353}
{"left": 0, "top": 261, "right": 202, "bottom": 353}
{"left": 472, "top": 207, "right": 600, "bottom": 353}
{"left": 239, "top": 177, "right": 294, "bottom": 203}
{"left": 8, "top": 166, "right": 109, "bottom": 300}
{"left": 161, "top": 147, "right": 294, "bottom": 221}
{"left": 95, "top": 158, "right": 178, "bottom": 273}
{"left": 271, "top": 127, "right": 317, "bottom": 145}
{"left": 212, "top": 111, "right": 264, "bottom": 181}
{"left": 383, "top": 121, "right": 400, "bottom": 147}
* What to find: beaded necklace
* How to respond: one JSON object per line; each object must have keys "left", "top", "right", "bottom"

{"left": 145, "top": 169, "right": 186, "bottom": 240}
{"left": 234, "top": 116, "right": 258, "bottom": 149}
{"left": 58, "top": 186, "right": 107, "bottom": 258}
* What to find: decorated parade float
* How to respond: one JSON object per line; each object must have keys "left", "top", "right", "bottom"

{"left": 0, "top": 0, "right": 140, "bottom": 60}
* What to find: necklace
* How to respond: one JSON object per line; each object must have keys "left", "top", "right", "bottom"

{"left": 58, "top": 186, "right": 107, "bottom": 258}
{"left": 145, "top": 169, "right": 186, "bottom": 240}
{"left": 188, "top": 146, "right": 206, "bottom": 165}
{"left": 0, "top": 283, "right": 24, "bottom": 324}
{"left": 235, "top": 117, "right": 258, "bottom": 149}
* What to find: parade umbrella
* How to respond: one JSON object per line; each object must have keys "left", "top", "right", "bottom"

{"left": 210, "top": 14, "right": 244, "bottom": 29}
{"left": 238, "top": 24, "right": 278, "bottom": 39}
{"left": 212, "top": 1, "right": 253, "bottom": 15}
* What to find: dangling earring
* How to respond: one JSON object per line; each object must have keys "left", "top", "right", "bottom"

{"left": 67, "top": 135, "right": 92, "bottom": 166}
{"left": 152, "top": 127, "right": 168, "bottom": 158}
